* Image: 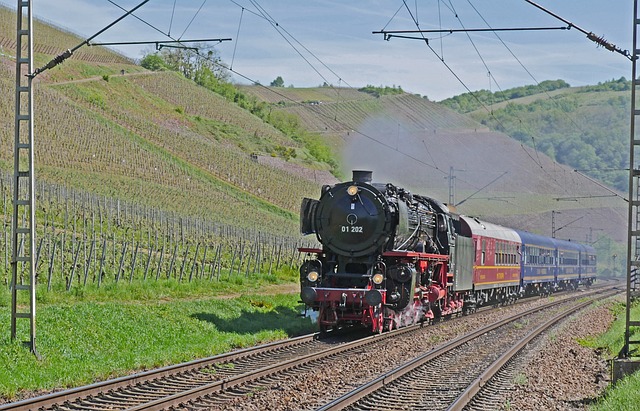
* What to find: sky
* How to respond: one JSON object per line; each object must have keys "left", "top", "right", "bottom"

{"left": 0, "top": 0, "right": 634, "bottom": 100}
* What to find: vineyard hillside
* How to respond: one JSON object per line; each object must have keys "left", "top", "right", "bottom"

{"left": 0, "top": 5, "right": 340, "bottom": 240}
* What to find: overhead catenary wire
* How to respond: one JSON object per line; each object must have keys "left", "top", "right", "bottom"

{"left": 31, "top": 0, "right": 150, "bottom": 77}
{"left": 395, "top": 0, "right": 525, "bottom": 184}
{"left": 93, "top": 0, "right": 443, "bottom": 177}
{"left": 106, "top": 0, "right": 170, "bottom": 37}
{"left": 168, "top": 0, "right": 177, "bottom": 37}
{"left": 49, "top": 1, "right": 607, "bottom": 205}
{"left": 98, "top": 0, "right": 622, "bottom": 210}
{"left": 455, "top": 171, "right": 508, "bottom": 206}
{"left": 464, "top": 0, "right": 600, "bottom": 167}
{"left": 437, "top": 0, "right": 444, "bottom": 60}
{"left": 230, "top": 6, "right": 245, "bottom": 69}
{"left": 573, "top": 169, "right": 628, "bottom": 202}
{"left": 524, "top": 0, "right": 632, "bottom": 60}
{"left": 222, "top": 0, "right": 458, "bottom": 176}
{"left": 220, "top": 0, "right": 518, "bottom": 195}
{"left": 392, "top": 0, "right": 552, "bottom": 176}
{"left": 463, "top": 0, "right": 629, "bottom": 204}
{"left": 170, "top": 30, "right": 445, "bottom": 176}
{"left": 19, "top": 0, "right": 622, "bottom": 247}
{"left": 178, "top": 0, "right": 208, "bottom": 40}
{"left": 451, "top": 5, "right": 576, "bottom": 201}
{"left": 380, "top": 0, "right": 625, "bottom": 207}
{"left": 96, "top": 1, "right": 230, "bottom": 53}
{"left": 244, "top": 0, "right": 353, "bottom": 89}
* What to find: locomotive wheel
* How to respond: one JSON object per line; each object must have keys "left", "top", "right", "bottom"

{"left": 371, "top": 306, "right": 384, "bottom": 334}
{"left": 319, "top": 307, "right": 338, "bottom": 334}
{"left": 383, "top": 318, "right": 393, "bottom": 332}
{"left": 431, "top": 303, "right": 442, "bottom": 319}
{"left": 463, "top": 304, "right": 477, "bottom": 315}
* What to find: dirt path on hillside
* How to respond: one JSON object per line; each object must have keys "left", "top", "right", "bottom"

{"left": 213, "top": 282, "right": 300, "bottom": 300}
{"left": 48, "top": 70, "right": 156, "bottom": 86}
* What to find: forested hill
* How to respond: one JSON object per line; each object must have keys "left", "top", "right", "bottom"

{"left": 440, "top": 78, "right": 630, "bottom": 192}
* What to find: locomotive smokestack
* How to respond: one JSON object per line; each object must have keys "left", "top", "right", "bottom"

{"left": 352, "top": 170, "right": 372, "bottom": 183}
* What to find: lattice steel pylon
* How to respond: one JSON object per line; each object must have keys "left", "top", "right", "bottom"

{"left": 10, "top": 0, "right": 38, "bottom": 356}
{"left": 622, "top": 0, "right": 640, "bottom": 361}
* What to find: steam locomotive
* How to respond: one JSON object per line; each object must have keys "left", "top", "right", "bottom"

{"left": 298, "top": 170, "right": 596, "bottom": 333}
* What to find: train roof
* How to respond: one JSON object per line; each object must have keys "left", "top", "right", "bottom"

{"left": 581, "top": 243, "right": 597, "bottom": 254}
{"left": 514, "top": 230, "right": 556, "bottom": 249}
{"left": 459, "top": 216, "right": 521, "bottom": 243}
{"left": 459, "top": 218, "right": 593, "bottom": 253}
{"left": 512, "top": 230, "right": 595, "bottom": 255}
{"left": 553, "top": 237, "right": 584, "bottom": 253}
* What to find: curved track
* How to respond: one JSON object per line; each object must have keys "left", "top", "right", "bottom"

{"left": 318, "top": 288, "right": 619, "bottom": 411}
{"left": 0, "top": 332, "right": 349, "bottom": 411}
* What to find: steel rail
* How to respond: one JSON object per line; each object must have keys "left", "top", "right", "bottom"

{"left": 124, "top": 287, "right": 616, "bottom": 410}
{"left": 446, "top": 291, "right": 618, "bottom": 411}
{"left": 125, "top": 322, "right": 431, "bottom": 410}
{"left": 0, "top": 332, "right": 324, "bottom": 411}
{"left": 316, "top": 288, "right": 618, "bottom": 411}
{"left": 0, "top": 320, "right": 424, "bottom": 411}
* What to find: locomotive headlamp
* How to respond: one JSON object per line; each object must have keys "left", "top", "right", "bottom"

{"left": 347, "top": 185, "right": 358, "bottom": 196}
{"left": 307, "top": 271, "right": 320, "bottom": 282}
{"left": 372, "top": 273, "right": 384, "bottom": 284}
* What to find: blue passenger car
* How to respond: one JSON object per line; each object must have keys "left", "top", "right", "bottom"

{"left": 578, "top": 243, "right": 597, "bottom": 286}
{"left": 515, "top": 230, "right": 557, "bottom": 295}
{"left": 554, "top": 238, "right": 582, "bottom": 290}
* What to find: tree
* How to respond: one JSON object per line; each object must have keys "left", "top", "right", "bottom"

{"left": 140, "top": 45, "right": 230, "bottom": 82}
{"left": 270, "top": 76, "right": 285, "bottom": 87}
{"left": 140, "top": 54, "right": 167, "bottom": 71}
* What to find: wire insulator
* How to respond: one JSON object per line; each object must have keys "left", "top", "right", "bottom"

{"left": 587, "top": 32, "right": 616, "bottom": 52}
{"left": 31, "top": 49, "right": 73, "bottom": 77}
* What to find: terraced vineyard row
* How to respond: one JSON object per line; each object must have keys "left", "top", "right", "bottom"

{"left": 0, "top": 6, "right": 131, "bottom": 64}
{"left": 131, "top": 73, "right": 293, "bottom": 148}
{"left": 0, "top": 172, "right": 311, "bottom": 292}
{"left": 390, "top": 94, "right": 480, "bottom": 130}
{"left": 241, "top": 85, "right": 375, "bottom": 105}
{"left": 2, "top": 78, "right": 293, "bottom": 233}
{"left": 50, "top": 75, "right": 320, "bottom": 212}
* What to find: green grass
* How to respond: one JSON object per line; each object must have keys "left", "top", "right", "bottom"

{"left": 580, "top": 301, "right": 640, "bottom": 357}
{"left": 578, "top": 300, "right": 640, "bottom": 410}
{"left": 0, "top": 273, "right": 312, "bottom": 400}
{"left": 590, "top": 371, "right": 640, "bottom": 410}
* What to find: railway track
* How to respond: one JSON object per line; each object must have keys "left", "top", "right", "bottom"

{"left": 317, "top": 288, "right": 619, "bottom": 411}
{"left": 0, "top": 331, "right": 352, "bottom": 411}
{"left": 0, "top": 285, "right": 617, "bottom": 411}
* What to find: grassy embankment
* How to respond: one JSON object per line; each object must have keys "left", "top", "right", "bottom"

{"left": 581, "top": 300, "right": 640, "bottom": 409}
{"left": 0, "top": 271, "right": 314, "bottom": 401}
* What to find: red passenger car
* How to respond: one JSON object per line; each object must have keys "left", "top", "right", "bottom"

{"left": 457, "top": 216, "right": 521, "bottom": 304}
